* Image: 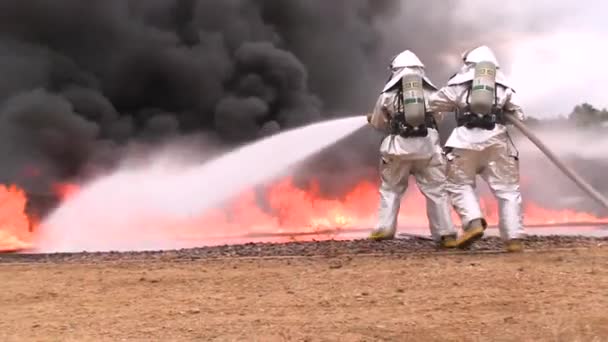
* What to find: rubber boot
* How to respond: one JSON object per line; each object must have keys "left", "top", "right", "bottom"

{"left": 369, "top": 227, "right": 396, "bottom": 241}
{"left": 456, "top": 218, "right": 486, "bottom": 249}
{"left": 438, "top": 234, "right": 458, "bottom": 249}
{"left": 505, "top": 239, "right": 524, "bottom": 253}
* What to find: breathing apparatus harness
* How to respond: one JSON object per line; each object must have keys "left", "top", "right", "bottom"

{"left": 454, "top": 61, "right": 507, "bottom": 130}
{"left": 456, "top": 84, "right": 506, "bottom": 130}
{"left": 454, "top": 80, "right": 520, "bottom": 160}
{"left": 388, "top": 82, "right": 437, "bottom": 138}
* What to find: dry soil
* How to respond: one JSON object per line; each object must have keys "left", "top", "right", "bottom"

{"left": 1, "top": 237, "right": 607, "bottom": 342}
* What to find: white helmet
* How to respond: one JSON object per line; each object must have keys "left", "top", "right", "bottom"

{"left": 383, "top": 50, "right": 436, "bottom": 92}
{"left": 448, "top": 45, "right": 510, "bottom": 87}
{"left": 461, "top": 45, "right": 500, "bottom": 67}
{"left": 390, "top": 50, "right": 425, "bottom": 70}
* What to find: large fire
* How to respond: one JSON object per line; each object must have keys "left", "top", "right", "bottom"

{"left": 0, "top": 185, "right": 34, "bottom": 252}
{"left": 1, "top": 178, "right": 607, "bottom": 252}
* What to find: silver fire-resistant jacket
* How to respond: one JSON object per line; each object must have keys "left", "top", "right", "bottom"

{"left": 427, "top": 45, "right": 526, "bottom": 240}
{"left": 370, "top": 87, "right": 444, "bottom": 160}
{"left": 368, "top": 55, "right": 456, "bottom": 241}
{"left": 429, "top": 69, "right": 525, "bottom": 151}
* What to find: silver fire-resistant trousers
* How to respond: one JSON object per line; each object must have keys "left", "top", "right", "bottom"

{"left": 377, "top": 151, "right": 457, "bottom": 241}
{"left": 446, "top": 139, "right": 525, "bottom": 240}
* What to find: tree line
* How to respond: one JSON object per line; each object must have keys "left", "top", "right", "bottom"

{"left": 524, "top": 103, "right": 608, "bottom": 128}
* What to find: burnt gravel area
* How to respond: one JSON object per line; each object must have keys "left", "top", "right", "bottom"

{"left": 0, "top": 235, "right": 606, "bottom": 264}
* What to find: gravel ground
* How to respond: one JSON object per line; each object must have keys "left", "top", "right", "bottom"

{"left": 1, "top": 235, "right": 606, "bottom": 264}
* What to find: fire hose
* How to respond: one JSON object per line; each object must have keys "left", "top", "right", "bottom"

{"left": 505, "top": 114, "right": 608, "bottom": 212}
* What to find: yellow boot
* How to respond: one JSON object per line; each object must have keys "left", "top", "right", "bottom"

{"left": 456, "top": 219, "right": 485, "bottom": 249}
{"left": 505, "top": 239, "right": 524, "bottom": 253}
{"left": 438, "top": 235, "right": 458, "bottom": 249}
{"left": 369, "top": 227, "right": 396, "bottom": 241}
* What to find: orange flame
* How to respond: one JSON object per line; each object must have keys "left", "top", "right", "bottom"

{"left": 1, "top": 178, "right": 607, "bottom": 252}
{"left": 129, "top": 178, "right": 608, "bottom": 245}
{"left": 52, "top": 182, "right": 81, "bottom": 200}
{"left": 0, "top": 185, "right": 33, "bottom": 252}
{"left": 211, "top": 179, "right": 608, "bottom": 233}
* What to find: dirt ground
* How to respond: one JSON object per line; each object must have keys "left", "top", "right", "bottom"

{"left": 1, "top": 239, "right": 607, "bottom": 341}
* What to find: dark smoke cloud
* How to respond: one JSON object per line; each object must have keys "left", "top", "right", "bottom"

{"left": 0, "top": 89, "right": 99, "bottom": 188}
{"left": 0, "top": 0, "right": 398, "bottom": 197}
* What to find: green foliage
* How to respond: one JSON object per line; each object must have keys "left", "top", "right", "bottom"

{"left": 568, "top": 103, "right": 608, "bottom": 127}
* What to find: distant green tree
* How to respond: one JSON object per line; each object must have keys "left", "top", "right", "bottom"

{"left": 568, "top": 103, "right": 606, "bottom": 126}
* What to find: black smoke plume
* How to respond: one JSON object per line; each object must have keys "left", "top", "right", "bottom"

{"left": 0, "top": 0, "right": 408, "bottom": 217}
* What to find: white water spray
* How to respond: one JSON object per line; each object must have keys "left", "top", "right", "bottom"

{"left": 36, "top": 116, "right": 368, "bottom": 253}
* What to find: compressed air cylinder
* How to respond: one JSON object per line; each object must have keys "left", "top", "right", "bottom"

{"left": 470, "top": 61, "right": 497, "bottom": 115}
{"left": 400, "top": 73, "right": 426, "bottom": 126}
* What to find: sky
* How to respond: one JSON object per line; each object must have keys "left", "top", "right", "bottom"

{"left": 457, "top": 0, "right": 608, "bottom": 118}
